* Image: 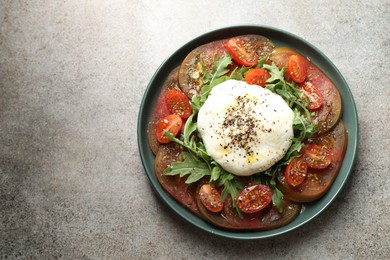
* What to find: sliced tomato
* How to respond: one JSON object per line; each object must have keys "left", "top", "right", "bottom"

{"left": 298, "top": 81, "right": 323, "bottom": 110}
{"left": 196, "top": 193, "right": 302, "bottom": 230}
{"left": 155, "top": 114, "right": 183, "bottom": 144}
{"left": 287, "top": 55, "right": 307, "bottom": 83}
{"left": 276, "top": 121, "right": 347, "bottom": 203}
{"left": 198, "top": 183, "right": 224, "bottom": 213}
{"left": 164, "top": 89, "right": 192, "bottom": 118}
{"left": 245, "top": 68, "right": 271, "bottom": 87}
{"left": 226, "top": 37, "right": 259, "bottom": 66}
{"left": 236, "top": 184, "right": 272, "bottom": 213}
{"left": 154, "top": 143, "right": 201, "bottom": 217}
{"left": 303, "top": 144, "right": 332, "bottom": 169}
{"left": 148, "top": 67, "right": 181, "bottom": 154}
{"left": 285, "top": 157, "right": 308, "bottom": 187}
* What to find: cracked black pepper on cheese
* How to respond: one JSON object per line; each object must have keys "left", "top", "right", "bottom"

{"left": 197, "top": 80, "right": 294, "bottom": 176}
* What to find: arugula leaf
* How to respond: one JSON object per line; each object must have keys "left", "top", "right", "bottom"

{"left": 199, "top": 75, "right": 230, "bottom": 104}
{"left": 216, "top": 170, "right": 244, "bottom": 217}
{"left": 270, "top": 182, "right": 284, "bottom": 212}
{"left": 202, "top": 52, "right": 233, "bottom": 85}
{"left": 255, "top": 57, "right": 267, "bottom": 68}
{"left": 264, "top": 63, "right": 286, "bottom": 85}
{"left": 210, "top": 161, "right": 221, "bottom": 181}
{"left": 190, "top": 94, "right": 202, "bottom": 114}
{"left": 164, "top": 127, "right": 210, "bottom": 163}
{"left": 164, "top": 152, "right": 211, "bottom": 184}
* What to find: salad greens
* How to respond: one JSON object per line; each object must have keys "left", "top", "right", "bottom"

{"left": 163, "top": 52, "right": 317, "bottom": 214}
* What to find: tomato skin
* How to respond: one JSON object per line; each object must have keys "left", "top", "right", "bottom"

{"left": 226, "top": 37, "right": 259, "bottom": 67}
{"left": 287, "top": 55, "right": 307, "bottom": 83}
{"left": 298, "top": 82, "right": 323, "bottom": 110}
{"left": 198, "top": 184, "right": 224, "bottom": 213}
{"left": 165, "top": 89, "right": 192, "bottom": 118}
{"left": 303, "top": 144, "right": 332, "bottom": 169}
{"left": 285, "top": 157, "right": 308, "bottom": 187}
{"left": 236, "top": 184, "right": 272, "bottom": 213}
{"left": 245, "top": 68, "right": 271, "bottom": 87}
{"left": 155, "top": 114, "right": 183, "bottom": 144}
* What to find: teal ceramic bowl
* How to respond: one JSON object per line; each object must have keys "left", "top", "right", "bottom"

{"left": 137, "top": 25, "right": 358, "bottom": 239}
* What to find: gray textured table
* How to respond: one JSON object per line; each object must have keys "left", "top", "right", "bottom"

{"left": 1, "top": 1, "right": 389, "bottom": 259}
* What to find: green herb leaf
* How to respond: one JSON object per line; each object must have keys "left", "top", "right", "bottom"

{"left": 210, "top": 162, "right": 221, "bottom": 181}
{"left": 255, "top": 57, "right": 267, "bottom": 68}
{"left": 264, "top": 63, "right": 286, "bottom": 83}
{"left": 163, "top": 152, "right": 211, "bottom": 184}
{"left": 270, "top": 183, "right": 284, "bottom": 212}
{"left": 164, "top": 115, "right": 210, "bottom": 163}
{"left": 216, "top": 170, "right": 244, "bottom": 217}
{"left": 202, "top": 52, "right": 233, "bottom": 85}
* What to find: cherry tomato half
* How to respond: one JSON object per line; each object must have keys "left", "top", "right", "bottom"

{"left": 155, "top": 114, "right": 183, "bottom": 144}
{"left": 285, "top": 157, "right": 308, "bottom": 187}
{"left": 303, "top": 144, "right": 332, "bottom": 169}
{"left": 226, "top": 37, "right": 259, "bottom": 67}
{"left": 236, "top": 184, "right": 272, "bottom": 213}
{"left": 298, "top": 82, "right": 323, "bottom": 110}
{"left": 165, "top": 89, "right": 192, "bottom": 118}
{"left": 245, "top": 68, "right": 271, "bottom": 87}
{"left": 198, "top": 183, "right": 224, "bottom": 213}
{"left": 287, "top": 55, "right": 307, "bottom": 83}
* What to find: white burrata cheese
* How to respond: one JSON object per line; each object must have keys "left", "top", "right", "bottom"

{"left": 197, "top": 80, "right": 294, "bottom": 176}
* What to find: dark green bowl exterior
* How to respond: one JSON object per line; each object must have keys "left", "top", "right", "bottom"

{"left": 137, "top": 25, "right": 359, "bottom": 239}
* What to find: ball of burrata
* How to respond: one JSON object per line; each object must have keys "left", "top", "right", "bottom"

{"left": 197, "top": 79, "right": 294, "bottom": 176}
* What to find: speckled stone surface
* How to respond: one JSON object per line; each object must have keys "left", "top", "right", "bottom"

{"left": 1, "top": 0, "right": 389, "bottom": 259}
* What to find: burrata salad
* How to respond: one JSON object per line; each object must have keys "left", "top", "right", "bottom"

{"left": 147, "top": 34, "right": 347, "bottom": 230}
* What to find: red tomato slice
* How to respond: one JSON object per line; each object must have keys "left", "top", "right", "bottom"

{"left": 165, "top": 89, "right": 192, "bottom": 118}
{"left": 303, "top": 144, "right": 332, "bottom": 169}
{"left": 226, "top": 37, "right": 259, "bottom": 67}
{"left": 236, "top": 184, "right": 272, "bottom": 213}
{"left": 155, "top": 114, "right": 183, "bottom": 144}
{"left": 285, "top": 157, "right": 308, "bottom": 187}
{"left": 298, "top": 82, "right": 323, "bottom": 110}
{"left": 198, "top": 183, "right": 224, "bottom": 213}
{"left": 287, "top": 55, "right": 307, "bottom": 83}
{"left": 245, "top": 68, "right": 271, "bottom": 87}
{"left": 154, "top": 143, "right": 201, "bottom": 217}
